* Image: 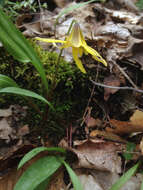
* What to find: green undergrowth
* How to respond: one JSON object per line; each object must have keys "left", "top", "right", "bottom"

{"left": 0, "top": 0, "right": 47, "bottom": 21}
{"left": 0, "top": 39, "right": 90, "bottom": 143}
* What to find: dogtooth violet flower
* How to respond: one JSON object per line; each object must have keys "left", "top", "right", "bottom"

{"left": 36, "top": 23, "right": 107, "bottom": 73}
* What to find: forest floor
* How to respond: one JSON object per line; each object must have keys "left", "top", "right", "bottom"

{"left": 1, "top": 0, "right": 143, "bottom": 189}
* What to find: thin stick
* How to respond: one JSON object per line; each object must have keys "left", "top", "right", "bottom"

{"left": 90, "top": 79, "right": 143, "bottom": 94}
{"left": 37, "top": 0, "right": 44, "bottom": 31}
{"left": 113, "top": 62, "right": 138, "bottom": 89}
{"left": 80, "top": 65, "right": 99, "bottom": 126}
{"left": 42, "top": 20, "right": 76, "bottom": 123}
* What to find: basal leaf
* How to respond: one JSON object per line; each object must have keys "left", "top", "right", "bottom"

{"left": 14, "top": 156, "right": 63, "bottom": 190}
{"left": 18, "top": 147, "right": 66, "bottom": 169}
{"left": 0, "top": 74, "right": 18, "bottom": 88}
{"left": 61, "top": 159, "right": 83, "bottom": 190}
{"left": 109, "top": 162, "right": 140, "bottom": 190}
{"left": 34, "top": 178, "right": 50, "bottom": 190}
{"left": 0, "top": 87, "right": 51, "bottom": 106}
{"left": 136, "top": 0, "right": 143, "bottom": 9}
{"left": 140, "top": 180, "right": 143, "bottom": 190}
{"left": 0, "top": 9, "right": 48, "bottom": 92}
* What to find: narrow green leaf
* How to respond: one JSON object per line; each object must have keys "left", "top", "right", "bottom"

{"left": 34, "top": 178, "right": 50, "bottom": 190}
{"left": 14, "top": 156, "right": 63, "bottom": 190}
{"left": 0, "top": 74, "right": 18, "bottom": 88}
{"left": 136, "top": 0, "right": 143, "bottom": 9}
{"left": 18, "top": 147, "right": 66, "bottom": 169}
{"left": 0, "top": 9, "right": 48, "bottom": 92}
{"left": 0, "top": 0, "right": 5, "bottom": 6}
{"left": 0, "top": 87, "right": 51, "bottom": 105}
{"left": 61, "top": 159, "right": 83, "bottom": 190}
{"left": 109, "top": 162, "right": 140, "bottom": 190}
{"left": 140, "top": 180, "right": 143, "bottom": 190}
{"left": 123, "top": 142, "right": 136, "bottom": 161}
{"left": 57, "top": 0, "right": 98, "bottom": 19}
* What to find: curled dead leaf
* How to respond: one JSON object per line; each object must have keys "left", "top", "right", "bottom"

{"left": 90, "top": 130, "right": 127, "bottom": 143}
{"left": 72, "top": 139, "right": 122, "bottom": 173}
{"left": 107, "top": 110, "right": 143, "bottom": 135}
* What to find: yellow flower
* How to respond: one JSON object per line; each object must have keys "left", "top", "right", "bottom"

{"left": 36, "top": 23, "right": 107, "bottom": 73}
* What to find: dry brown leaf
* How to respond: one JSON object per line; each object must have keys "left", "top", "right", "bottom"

{"left": 0, "top": 144, "right": 34, "bottom": 174}
{"left": 85, "top": 117, "right": 102, "bottom": 128}
{"left": 0, "top": 118, "right": 16, "bottom": 143}
{"left": 0, "top": 108, "right": 12, "bottom": 117}
{"left": 107, "top": 110, "right": 143, "bottom": 135}
{"left": 107, "top": 111, "right": 143, "bottom": 135}
{"left": 72, "top": 139, "right": 122, "bottom": 173}
{"left": 54, "top": 0, "right": 69, "bottom": 8}
{"left": 90, "top": 130, "right": 127, "bottom": 143}
{"left": 95, "top": 22, "right": 130, "bottom": 40}
{"left": 130, "top": 110, "right": 143, "bottom": 125}
{"left": 116, "top": 0, "right": 138, "bottom": 12}
{"left": 103, "top": 75, "right": 121, "bottom": 101}
{"left": 17, "top": 125, "right": 29, "bottom": 136}
{"left": 0, "top": 145, "right": 64, "bottom": 190}
{"left": 139, "top": 138, "right": 143, "bottom": 155}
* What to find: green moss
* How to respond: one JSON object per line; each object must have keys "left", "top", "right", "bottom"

{"left": 29, "top": 39, "right": 83, "bottom": 90}
{"left": 0, "top": 39, "right": 89, "bottom": 142}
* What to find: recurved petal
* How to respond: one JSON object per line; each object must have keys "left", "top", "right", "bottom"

{"left": 78, "top": 47, "right": 84, "bottom": 57}
{"left": 35, "top": 37, "right": 66, "bottom": 44}
{"left": 72, "top": 47, "right": 86, "bottom": 73}
{"left": 83, "top": 44, "right": 107, "bottom": 66}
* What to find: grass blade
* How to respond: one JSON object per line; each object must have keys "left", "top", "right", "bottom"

{"left": 140, "top": 180, "right": 143, "bottom": 190}
{"left": 18, "top": 147, "right": 66, "bottom": 169}
{"left": 0, "top": 87, "right": 51, "bottom": 105}
{"left": 109, "top": 162, "right": 140, "bottom": 190}
{"left": 61, "top": 159, "right": 83, "bottom": 190}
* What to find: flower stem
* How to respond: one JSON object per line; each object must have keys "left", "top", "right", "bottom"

{"left": 43, "top": 20, "right": 77, "bottom": 124}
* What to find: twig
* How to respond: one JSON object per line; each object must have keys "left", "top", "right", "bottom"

{"left": 112, "top": 62, "right": 138, "bottom": 89}
{"left": 80, "top": 64, "right": 99, "bottom": 127}
{"left": 37, "top": 0, "right": 44, "bottom": 32}
{"left": 90, "top": 79, "right": 143, "bottom": 94}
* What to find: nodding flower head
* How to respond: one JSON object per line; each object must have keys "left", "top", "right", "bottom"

{"left": 36, "top": 23, "right": 107, "bottom": 73}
